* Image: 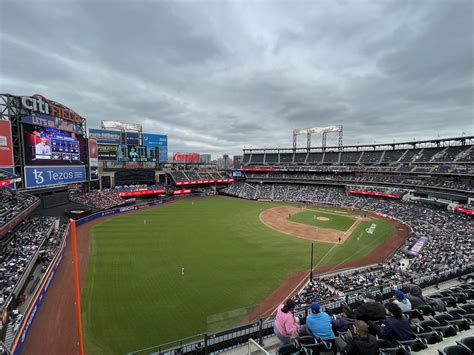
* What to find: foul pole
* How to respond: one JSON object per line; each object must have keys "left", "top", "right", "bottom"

{"left": 70, "top": 219, "right": 85, "bottom": 355}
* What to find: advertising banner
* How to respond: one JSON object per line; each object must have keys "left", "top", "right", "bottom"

{"left": 24, "top": 166, "right": 87, "bottom": 188}
{"left": 0, "top": 167, "right": 18, "bottom": 189}
{"left": 407, "top": 236, "right": 429, "bottom": 256}
{"left": 173, "top": 152, "right": 199, "bottom": 163}
{"left": 143, "top": 133, "right": 168, "bottom": 162}
{"left": 346, "top": 189, "right": 400, "bottom": 199}
{"left": 0, "top": 120, "right": 14, "bottom": 167}
{"left": 453, "top": 206, "right": 474, "bottom": 216}
{"left": 98, "top": 144, "right": 118, "bottom": 160}
{"left": 21, "top": 114, "right": 84, "bottom": 135}
{"left": 126, "top": 131, "right": 140, "bottom": 145}
{"left": 89, "top": 128, "right": 121, "bottom": 144}
{"left": 88, "top": 138, "right": 99, "bottom": 181}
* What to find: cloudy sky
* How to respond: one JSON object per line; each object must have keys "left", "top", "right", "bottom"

{"left": 1, "top": 0, "right": 473, "bottom": 157}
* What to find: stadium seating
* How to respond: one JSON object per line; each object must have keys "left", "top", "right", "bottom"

{"left": 169, "top": 170, "right": 232, "bottom": 185}
{"left": 243, "top": 171, "right": 473, "bottom": 192}
{"left": 69, "top": 190, "right": 126, "bottom": 210}
{"left": 0, "top": 217, "right": 57, "bottom": 308}
{"left": 0, "top": 190, "right": 40, "bottom": 229}
{"left": 242, "top": 144, "right": 473, "bottom": 167}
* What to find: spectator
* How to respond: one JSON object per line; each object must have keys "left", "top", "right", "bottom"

{"left": 273, "top": 299, "right": 299, "bottom": 345}
{"left": 344, "top": 320, "right": 379, "bottom": 355}
{"left": 379, "top": 302, "right": 415, "bottom": 345}
{"left": 402, "top": 284, "right": 427, "bottom": 309}
{"left": 353, "top": 293, "right": 386, "bottom": 322}
{"left": 304, "top": 303, "right": 335, "bottom": 340}
{"left": 332, "top": 304, "right": 356, "bottom": 334}
{"left": 392, "top": 290, "right": 411, "bottom": 312}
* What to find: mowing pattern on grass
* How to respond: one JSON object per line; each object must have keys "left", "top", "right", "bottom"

{"left": 82, "top": 197, "right": 396, "bottom": 354}
{"left": 288, "top": 209, "right": 356, "bottom": 232}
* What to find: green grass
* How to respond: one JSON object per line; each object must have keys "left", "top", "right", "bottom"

{"left": 288, "top": 209, "right": 356, "bottom": 231}
{"left": 82, "top": 196, "right": 396, "bottom": 354}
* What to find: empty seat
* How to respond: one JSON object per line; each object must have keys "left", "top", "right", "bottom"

{"left": 397, "top": 337, "right": 428, "bottom": 352}
{"left": 377, "top": 339, "right": 400, "bottom": 355}
{"left": 438, "top": 344, "right": 472, "bottom": 355}
{"left": 457, "top": 337, "right": 474, "bottom": 353}
{"left": 435, "top": 314, "right": 470, "bottom": 331}
{"left": 420, "top": 319, "right": 457, "bottom": 337}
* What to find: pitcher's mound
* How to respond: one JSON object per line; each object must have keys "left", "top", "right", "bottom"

{"left": 316, "top": 216, "right": 330, "bottom": 221}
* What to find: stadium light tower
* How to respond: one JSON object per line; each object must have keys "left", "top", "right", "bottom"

{"left": 293, "top": 125, "right": 343, "bottom": 150}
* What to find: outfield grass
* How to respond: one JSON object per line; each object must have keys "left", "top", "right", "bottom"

{"left": 288, "top": 209, "right": 356, "bottom": 231}
{"left": 82, "top": 196, "right": 395, "bottom": 354}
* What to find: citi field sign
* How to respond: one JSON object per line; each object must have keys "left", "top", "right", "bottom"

{"left": 20, "top": 94, "right": 82, "bottom": 124}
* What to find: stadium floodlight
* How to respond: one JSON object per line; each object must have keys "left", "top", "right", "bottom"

{"left": 293, "top": 126, "right": 341, "bottom": 136}
{"left": 293, "top": 125, "right": 343, "bottom": 149}
{"left": 101, "top": 120, "right": 142, "bottom": 132}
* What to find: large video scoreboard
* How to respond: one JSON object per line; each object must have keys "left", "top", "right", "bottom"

{"left": 18, "top": 95, "right": 89, "bottom": 189}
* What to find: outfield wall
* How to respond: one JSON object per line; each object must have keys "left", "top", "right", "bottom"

{"left": 9, "top": 192, "right": 215, "bottom": 355}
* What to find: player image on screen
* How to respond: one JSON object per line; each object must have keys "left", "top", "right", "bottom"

{"left": 127, "top": 145, "right": 147, "bottom": 162}
{"left": 35, "top": 134, "right": 52, "bottom": 159}
{"left": 23, "top": 124, "right": 86, "bottom": 165}
{"left": 128, "top": 146, "right": 139, "bottom": 160}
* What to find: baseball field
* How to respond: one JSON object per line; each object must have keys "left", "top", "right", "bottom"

{"left": 82, "top": 196, "right": 398, "bottom": 354}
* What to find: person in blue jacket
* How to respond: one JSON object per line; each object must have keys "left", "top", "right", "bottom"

{"left": 305, "top": 303, "right": 336, "bottom": 340}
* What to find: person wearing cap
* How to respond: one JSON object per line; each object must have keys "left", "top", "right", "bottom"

{"left": 273, "top": 299, "right": 300, "bottom": 345}
{"left": 392, "top": 290, "right": 412, "bottom": 312}
{"left": 304, "top": 303, "right": 335, "bottom": 340}
{"left": 344, "top": 320, "right": 379, "bottom": 355}
{"left": 353, "top": 293, "right": 386, "bottom": 322}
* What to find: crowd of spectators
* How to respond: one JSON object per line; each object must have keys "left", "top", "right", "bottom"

{"left": 105, "top": 184, "right": 165, "bottom": 193}
{"left": 245, "top": 172, "right": 473, "bottom": 191}
{"left": 69, "top": 190, "right": 125, "bottom": 210}
{"left": 223, "top": 182, "right": 472, "bottom": 305}
{"left": 0, "top": 190, "right": 39, "bottom": 228}
{"left": 170, "top": 170, "right": 231, "bottom": 183}
{"left": 0, "top": 216, "right": 57, "bottom": 309}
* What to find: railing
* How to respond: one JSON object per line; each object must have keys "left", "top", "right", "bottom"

{"left": 129, "top": 264, "right": 473, "bottom": 355}
{"left": 248, "top": 338, "right": 269, "bottom": 354}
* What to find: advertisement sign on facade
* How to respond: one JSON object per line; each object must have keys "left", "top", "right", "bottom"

{"left": 88, "top": 138, "right": 99, "bottom": 181}
{"left": 97, "top": 144, "right": 118, "bottom": 160}
{"left": 21, "top": 115, "right": 84, "bottom": 135}
{"left": 24, "top": 166, "right": 87, "bottom": 188}
{"left": 89, "top": 129, "right": 121, "bottom": 144}
{"left": 126, "top": 131, "right": 140, "bottom": 145}
{"left": 143, "top": 133, "right": 168, "bottom": 162}
{"left": 0, "top": 120, "right": 14, "bottom": 167}
{"left": 173, "top": 152, "right": 199, "bottom": 163}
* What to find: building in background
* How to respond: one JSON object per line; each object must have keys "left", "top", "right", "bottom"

{"left": 199, "top": 154, "right": 211, "bottom": 164}
{"left": 217, "top": 154, "right": 232, "bottom": 170}
{"left": 233, "top": 155, "right": 242, "bottom": 169}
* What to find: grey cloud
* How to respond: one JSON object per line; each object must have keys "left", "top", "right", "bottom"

{"left": 0, "top": 0, "right": 472, "bottom": 157}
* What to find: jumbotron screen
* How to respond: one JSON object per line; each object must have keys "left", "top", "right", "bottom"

{"left": 23, "top": 124, "right": 86, "bottom": 165}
